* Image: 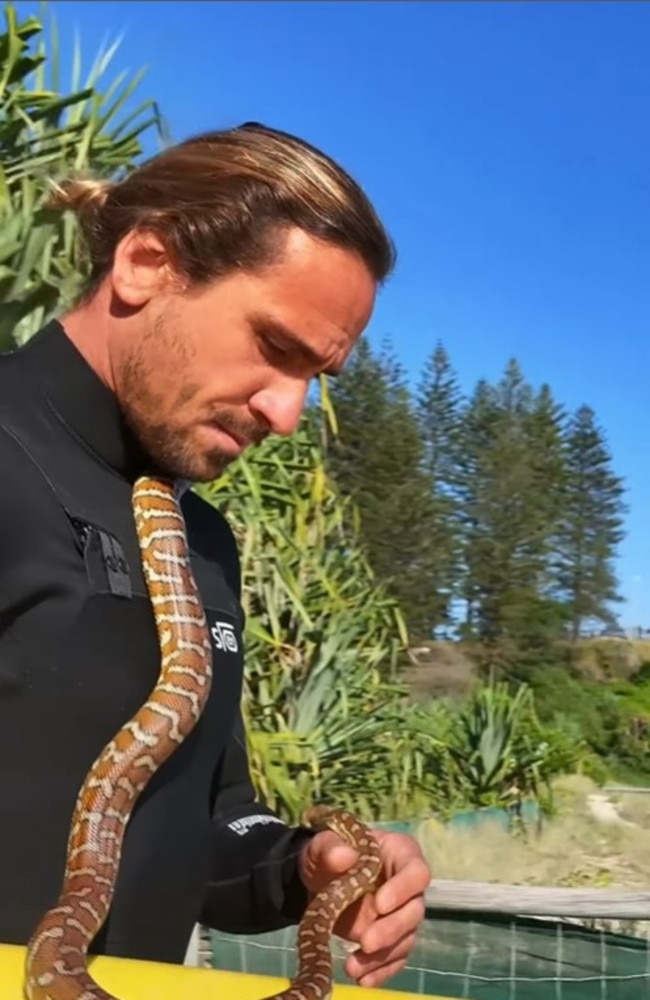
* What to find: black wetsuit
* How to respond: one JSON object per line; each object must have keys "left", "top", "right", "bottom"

{"left": 0, "top": 320, "right": 311, "bottom": 962}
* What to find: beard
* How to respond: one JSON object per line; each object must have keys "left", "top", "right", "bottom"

{"left": 121, "top": 403, "right": 229, "bottom": 482}
{"left": 115, "top": 319, "right": 267, "bottom": 483}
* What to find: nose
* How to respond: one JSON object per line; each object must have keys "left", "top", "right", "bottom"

{"left": 249, "top": 377, "right": 309, "bottom": 437}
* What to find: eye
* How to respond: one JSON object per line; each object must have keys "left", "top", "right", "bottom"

{"left": 255, "top": 327, "right": 284, "bottom": 356}
{"left": 258, "top": 331, "right": 303, "bottom": 371}
{"left": 252, "top": 321, "right": 327, "bottom": 378}
{"left": 262, "top": 335, "right": 290, "bottom": 359}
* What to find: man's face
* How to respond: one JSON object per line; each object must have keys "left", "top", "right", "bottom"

{"left": 110, "top": 228, "right": 377, "bottom": 482}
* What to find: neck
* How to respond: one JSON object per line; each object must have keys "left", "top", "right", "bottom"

{"left": 59, "top": 284, "right": 117, "bottom": 393}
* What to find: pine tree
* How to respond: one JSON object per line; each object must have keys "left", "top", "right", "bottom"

{"left": 456, "top": 377, "right": 501, "bottom": 640}
{"left": 417, "top": 342, "right": 464, "bottom": 487}
{"left": 522, "top": 383, "right": 569, "bottom": 590}
{"left": 415, "top": 342, "right": 464, "bottom": 625}
{"left": 556, "top": 405, "right": 626, "bottom": 639}
{"left": 457, "top": 363, "right": 568, "bottom": 673}
{"left": 323, "top": 338, "right": 445, "bottom": 638}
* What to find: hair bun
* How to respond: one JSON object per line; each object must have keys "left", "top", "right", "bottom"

{"left": 47, "top": 177, "right": 111, "bottom": 217}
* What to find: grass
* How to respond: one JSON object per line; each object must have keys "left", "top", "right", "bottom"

{"left": 404, "top": 636, "right": 650, "bottom": 702}
{"left": 416, "top": 775, "right": 650, "bottom": 891}
{"left": 607, "top": 762, "right": 650, "bottom": 788}
{"left": 609, "top": 787, "right": 650, "bottom": 829}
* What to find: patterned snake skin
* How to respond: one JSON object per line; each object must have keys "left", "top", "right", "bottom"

{"left": 23, "top": 476, "right": 381, "bottom": 1000}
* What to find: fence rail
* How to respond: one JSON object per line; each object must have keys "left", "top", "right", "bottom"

{"left": 425, "top": 879, "right": 650, "bottom": 919}
{"left": 604, "top": 784, "right": 650, "bottom": 795}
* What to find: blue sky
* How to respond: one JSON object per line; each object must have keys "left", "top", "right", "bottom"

{"left": 14, "top": 1, "right": 650, "bottom": 626}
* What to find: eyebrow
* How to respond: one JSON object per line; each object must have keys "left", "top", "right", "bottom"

{"left": 249, "top": 314, "right": 342, "bottom": 377}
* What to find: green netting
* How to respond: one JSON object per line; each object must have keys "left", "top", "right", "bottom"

{"left": 208, "top": 910, "right": 650, "bottom": 1000}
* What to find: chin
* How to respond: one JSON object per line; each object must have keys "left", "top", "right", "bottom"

{"left": 177, "top": 452, "right": 235, "bottom": 485}
{"left": 142, "top": 430, "right": 231, "bottom": 484}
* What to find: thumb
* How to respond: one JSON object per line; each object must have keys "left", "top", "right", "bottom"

{"left": 300, "top": 830, "right": 359, "bottom": 893}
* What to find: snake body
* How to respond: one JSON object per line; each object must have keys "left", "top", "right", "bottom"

{"left": 259, "top": 805, "right": 382, "bottom": 1000}
{"left": 23, "top": 476, "right": 381, "bottom": 1000}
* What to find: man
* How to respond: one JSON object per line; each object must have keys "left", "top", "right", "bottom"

{"left": 0, "top": 122, "right": 430, "bottom": 989}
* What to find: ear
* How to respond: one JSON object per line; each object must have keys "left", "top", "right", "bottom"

{"left": 109, "top": 229, "right": 182, "bottom": 307}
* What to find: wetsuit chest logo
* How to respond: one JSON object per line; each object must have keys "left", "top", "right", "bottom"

{"left": 209, "top": 617, "right": 239, "bottom": 654}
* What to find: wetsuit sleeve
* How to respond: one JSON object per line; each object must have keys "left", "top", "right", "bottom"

{"left": 200, "top": 712, "right": 315, "bottom": 934}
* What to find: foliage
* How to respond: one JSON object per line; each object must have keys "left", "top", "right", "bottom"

{"left": 326, "top": 336, "right": 627, "bottom": 676}
{"left": 446, "top": 682, "right": 546, "bottom": 806}
{"left": 457, "top": 366, "right": 570, "bottom": 674}
{"left": 0, "top": 2, "right": 163, "bottom": 346}
{"left": 198, "top": 417, "right": 580, "bottom": 823}
{"left": 407, "top": 681, "right": 581, "bottom": 818}
{"left": 414, "top": 342, "right": 464, "bottom": 624}
{"left": 321, "top": 338, "right": 448, "bottom": 638}
{"left": 195, "top": 414, "right": 432, "bottom": 823}
{"left": 530, "top": 664, "right": 650, "bottom": 778}
{"left": 555, "top": 405, "right": 627, "bottom": 639}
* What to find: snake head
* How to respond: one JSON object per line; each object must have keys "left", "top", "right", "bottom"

{"left": 301, "top": 804, "right": 341, "bottom": 830}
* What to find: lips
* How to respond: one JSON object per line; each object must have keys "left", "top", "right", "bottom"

{"left": 205, "top": 412, "right": 269, "bottom": 454}
{"left": 205, "top": 420, "right": 245, "bottom": 451}
{"left": 215, "top": 419, "right": 269, "bottom": 448}
{"left": 216, "top": 423, "right": 248, "bottom": 448}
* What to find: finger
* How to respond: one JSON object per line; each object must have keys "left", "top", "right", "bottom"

{"left": 359, "top": 895, "right": 425, "bottom": 954}
{"left": 359, "top": 957, "right": 409, "bottom": 989}
{"left": 373, "top": 854, "right": 431, "bottom": 915}
{"left": 345, "top": 930, "right": 416, "bottom": 986}
{"left": 331, "top": 887, "right": 378, "bottom": 943}
{"left": 300, "top": 831, "right": 358, "bottom": 892}
{"left": 373, "top": 830, "right": 426, "bottom": 874}
{"left": 333, "top": 854, "right": 428, "bottom": 943}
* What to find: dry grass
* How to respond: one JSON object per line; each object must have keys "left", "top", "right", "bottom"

{"left": 609, "top": 788, "right": 650, "bottom": 830}
{"left": 402, "top": 641, "right": 476, "bottom": 702}
{"left": 402, "top": 636, "right": 650, "bottom": 703}
{"left": 566, "top": 638, "right": 647, "bottom": 681}
{"left": 416, "top": 775, "right": 650, "bottom": 891}
{"left": 627, "top": 638, "right": 650, "bottom": 661}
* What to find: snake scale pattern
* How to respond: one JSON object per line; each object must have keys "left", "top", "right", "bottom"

{"left": 23, "top": 476, "right": 381, "bottom": 1000}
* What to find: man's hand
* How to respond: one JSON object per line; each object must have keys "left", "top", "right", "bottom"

{"left": 299, "top": 824, "right": 430, "bottom": 988}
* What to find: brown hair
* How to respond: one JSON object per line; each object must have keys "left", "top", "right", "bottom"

{"left": 48, "top": 121, "right": 395, "bottom": 295}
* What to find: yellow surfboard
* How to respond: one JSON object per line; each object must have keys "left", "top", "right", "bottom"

{"left": 1, "top": 943, "right": 448, "bottom": 1000}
